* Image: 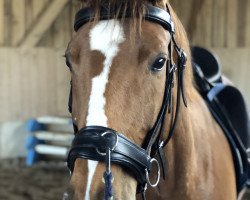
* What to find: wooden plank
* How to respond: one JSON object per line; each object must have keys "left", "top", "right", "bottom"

{"left": 0, "top": 48, "right": 10, "bottom": 119}
{"left": 226, "top": 0, "right": 237, "bottom": 48}
{"left": 25, "top": 0, "right": 33, "bottom": 30}
{"left": 0, "top": 48, "right": 70, "bottom": 122}
{"left": 237, "top": 0, "right": 248, "bottom": 47}
{"left": 43, "top": 48, "right": 57, "bottom": 114}
{"left": 3, "top": 0, "right": 12, "bottom": 46}
{"left": 200, "top": 0, "right": 212, "bottom": 47}
{"left": 17, "top": 0, "right": 69, "bottom": 48}
{"left": 38, "top": 27, "right": 55, "bottom": 47}
{"left": 171, "top": 0, "right": 193, "bottom": 29}
{"left": 0, "top": 0, "right": 4, "bottom": 45}
{"left": 39, "top": 0, "right": 75, "bottom": 47}
{"left": 53, "top": 5, "right": 71, "bottom": 49}
{"left": 187, "top": 0, "right": 204, "bottom": 45}
{"left": 20, "top": 48, "right": 32, "bottom": 117}
{"left": 8, "top": 49, "right": 21, "bottom": 118}
{"left": 246, "top": 0, "right": 250, "bottom": 46}
{"left": 211, "top": 0, "right": 219, "bottom": 47}
{"left": 218, "top": 0, "right": 226, "bottom": 47}
{"left": 199, "top": 0, "right": 208, "bottom": 46}
{"left": 32, "top": 48, "right": 54, "bottom": 115}
{"left": 11, "top": 0, "right": 26, "bottom": 45}
{"left": 32, "top": 0, "right": 46, "bottom": 19}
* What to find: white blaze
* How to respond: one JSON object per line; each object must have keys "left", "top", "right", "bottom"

{"left": 84, "top": 20, "right": 125, "bottom": 200}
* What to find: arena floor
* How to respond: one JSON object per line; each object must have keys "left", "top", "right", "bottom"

{"left": 0, "top": 159, "right": 69, "bottom": 200}
{"left": 1, "top": 159, "right": 249, "bottom": 200}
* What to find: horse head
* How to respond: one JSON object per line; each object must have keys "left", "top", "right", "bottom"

{"left": 64, "top": 0, "right": 193, "bottom": 199}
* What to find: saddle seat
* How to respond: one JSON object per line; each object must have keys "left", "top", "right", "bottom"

{"left": 192, "top": 46, "right": 250, "bottom": 192}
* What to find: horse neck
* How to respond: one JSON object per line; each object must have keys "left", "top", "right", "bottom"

{"left": 160, "top": 90, "right": 199, "bottom": 198}
{"left": 163, "top": 5, "right": 196, "bottom": 171}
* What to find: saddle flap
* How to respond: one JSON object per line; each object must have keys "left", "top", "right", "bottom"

{"left": 207, "top": 83, "right": 250, "bottom": 191}
{"left": 208, "top": 84, "right": 250, "bottom": 148}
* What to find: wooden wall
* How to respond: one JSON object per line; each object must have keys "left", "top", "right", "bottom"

{"left": 171, "top": 0, "right": 250, "bottom": 110}
{"left": 0, "top": 0, "right": 80, "bottom": 48}
{"left": 1, "top": 0, "right": 250, "bottom": 49}
{"left": 0, "top": 48, "right": 70, "bottom": 122}
{"left": 171, "top": 0, "right": 250, "bottom": 48}
{"left": 0, "top": 0, "right": 49, "bottom": 46}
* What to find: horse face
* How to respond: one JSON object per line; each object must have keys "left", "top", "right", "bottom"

{"left": 65, "top": 19, "right": 170, "bottom": 200}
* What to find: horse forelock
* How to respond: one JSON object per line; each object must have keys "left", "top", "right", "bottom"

{"left": 77, "top": 0, "right": 169, "bottom": 41}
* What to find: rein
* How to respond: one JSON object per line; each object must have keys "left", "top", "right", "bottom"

{"left": 67, "top": 4, "right": 187, "bottom": 199}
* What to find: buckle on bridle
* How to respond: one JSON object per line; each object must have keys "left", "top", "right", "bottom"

{"left": 96, "top": 131, "right": 119, "bottom": 156}
{"left": 145, "top": 158, "right": 161, "bottom": 187}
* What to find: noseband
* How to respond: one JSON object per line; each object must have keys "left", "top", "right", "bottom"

{"left": 67, "top": 4, "right": 187, "bottom": 199}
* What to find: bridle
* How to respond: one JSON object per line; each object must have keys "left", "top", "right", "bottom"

{"left": 67, "top": 3, "right": 187, "bottom": 200}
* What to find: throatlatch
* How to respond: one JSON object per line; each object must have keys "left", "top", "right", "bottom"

{"left": 67, "top": 4, "right": 187, "bottom": 200}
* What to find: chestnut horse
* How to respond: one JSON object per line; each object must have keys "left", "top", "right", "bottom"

{"left": 64, "top": 0, "right": 236, "bottom": 199}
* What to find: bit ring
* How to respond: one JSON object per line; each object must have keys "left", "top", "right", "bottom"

{"left": 145, "top": 158, "right": 160, "bottom": 187}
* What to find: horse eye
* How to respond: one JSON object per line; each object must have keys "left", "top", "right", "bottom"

{"left": 151, "top": 57, "right": 166, "bottom": 72}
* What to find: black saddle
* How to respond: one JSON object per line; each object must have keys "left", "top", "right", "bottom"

{"left": 192, "top": 46, "right": 250, "bottom": 148}
{"left": 192, "top": 46, "right": 222, "bottom": 83}
{"left": 192, "top": 46, "right": 250, "bottom": 192}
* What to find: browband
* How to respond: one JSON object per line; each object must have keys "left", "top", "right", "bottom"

{"left": 74, "top": 4, "right": 174, "bottom": 33}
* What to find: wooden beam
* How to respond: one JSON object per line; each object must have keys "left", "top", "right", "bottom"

{"left": 3, "top": 0, "right": 12, "bottom": 46}
{"left": 12, "top": 0, "right": 25, "bottom": 45}
{"left": 17, "top": 0, "right": 69, "bottom": 48}
{"left": 0, "top": 0, "right": 4, "bottom": 45}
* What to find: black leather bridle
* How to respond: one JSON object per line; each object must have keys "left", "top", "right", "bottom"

{"left": 67, "top": 4, "right": 187, "bottom": 199}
